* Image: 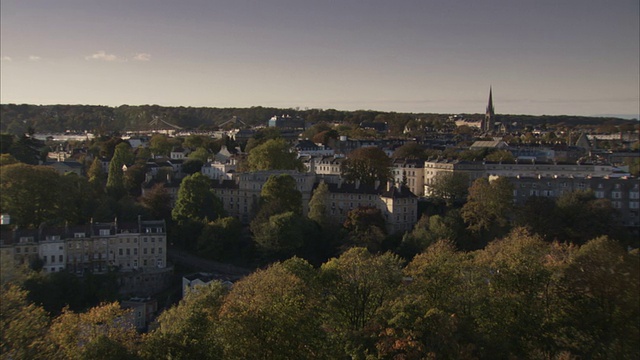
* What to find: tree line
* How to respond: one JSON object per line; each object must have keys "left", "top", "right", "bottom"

{"left": 2, "top": 103, "right": 635, "bottom": 137}
{"left": 2, "top": 232, "right": 638, "bottom": 359}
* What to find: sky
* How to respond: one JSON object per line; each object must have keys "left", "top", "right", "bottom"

{"left": 1, "top": 0, "right": 639, "bottom": 117}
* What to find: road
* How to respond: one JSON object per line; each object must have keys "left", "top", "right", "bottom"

{"left": 167, "top": 247, "right": 252, "bottom": 280}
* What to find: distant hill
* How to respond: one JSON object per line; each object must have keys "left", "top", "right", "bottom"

{"left": 0, "top": 103, "right": 636, "bottom": 136}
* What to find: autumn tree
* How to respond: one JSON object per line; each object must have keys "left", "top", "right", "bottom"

{"left": 0, "top": 284, "right": 52, "bottom": 360}
{"left": 341, "top": 146, "right": 391, "bottom": 186}
{"left": 141, "top": 281, "right": 227, "bottom": 360}
{"left": 218, "top": 262, "right": 328, "bottom": 359}
{"left": 48, "top": 302, "right": 140, "bottom": 360}
{"left": 555, "top": 237, "right": 640, "bottom": 359}
{"left": 320, "top": 248, "right": 403, "bottom": 358}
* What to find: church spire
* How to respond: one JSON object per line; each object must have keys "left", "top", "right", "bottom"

{"left": 486, "top": 86, "right": 494, "bottom": 115}
{"left": 482, "top": 87, "right": 495, "bottom": 133}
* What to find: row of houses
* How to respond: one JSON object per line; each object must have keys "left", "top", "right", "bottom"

{"left": 204, "top": 170, "right": 418, "bottom": 234}
{"left": 0, "top": 219, "right": 168, "bottom": 275}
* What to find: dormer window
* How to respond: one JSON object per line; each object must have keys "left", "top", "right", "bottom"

{"left": 74, "top": 233, "right": 85, "bottom": 238}
{"left": 99, "top": 229, "right": 110, "bottom": 236}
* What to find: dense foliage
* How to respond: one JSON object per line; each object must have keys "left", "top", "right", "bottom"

{"left": 2, "top": 103, "right": 635, "bottom": 136}
{"left": 2, "top": 232, "right": 638, "bottom": 359}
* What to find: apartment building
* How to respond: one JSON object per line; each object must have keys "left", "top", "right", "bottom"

{"left": 391, "top": 158, "right": 425, "bottom": 197}
{"left": 0, "top": 219, "right": 167, "bottom": 275}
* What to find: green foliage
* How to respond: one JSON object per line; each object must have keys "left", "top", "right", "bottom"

{"left": 48, "top": 302, "right": 140, "bottom": 360}
{"left": 197, "top": 217, "right": 243, "bottom": 261}
{"left": 341, "top": 146, "right": 391, "bottom": 186}
{"left": 187, "top": 147, "right": 210, "bottom": 163}
{"left": 461, "top": 177, "right": 514, "bottom": 244}
{"left": 308, "top": 182, "right": 330, "bottom": 226}
{"left": 141, "top": 281, "right": 227, "bottom": 360}
{"left": 251, "top": 211, "right": 317, "bottom": 262}
{"left": 0, "top": 284, "right": 52, "bottom": 360}
{"left": 139, "top": 183, "right": 172, "bottom": 221}
{"left": 429, "top": 172, "right": 470, "bottom": 206}
{"left": 172, "top": 173, "right": 224, "bottom": 223}
{"left": 391, "top": 142, "right": 427, "bottom": 160}
{"left": 259, "top": 174, "right": 303, "bottom": 216}
{"left": 246, "top": 138, "right": 303, "bottom": 171}
{"left": 0, "top": 163, "right": 92, "bottom": 227}
{"left": 218, "top": 263, "right": 328, "bottom": 360}
{"left": 320, "top": 248, "right": 404, "bottom": 358}
{"left": 343, "top": 206, "right": 387, "bottom": 252}
{"left": 106, "top": 142, "right": 133, "bottom": 198}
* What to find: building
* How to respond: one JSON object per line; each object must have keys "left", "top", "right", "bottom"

{"left": 508, "top": 176, "right": 640, "bottom": 231}
{"left": 481, "top": 87, "right": 495, "bottom": 133}
{"left": 210, "top": 170, "right": 317, "bottom": 223}
{"left": 325, "top": 181, "right": 418, "bottom": 234}
{"left": 391, "top": 158, "right": 425, "bottom": 197}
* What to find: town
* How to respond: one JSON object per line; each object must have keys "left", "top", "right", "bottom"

{"left": 1, "top": 94, "right": 639, "bottom": 359}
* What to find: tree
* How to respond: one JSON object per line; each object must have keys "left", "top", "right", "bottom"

{"left": 139, "top": 183, "right": 172, "bottom": 221}
{"left": 0, "top": 164, "right": 65, "bottom": 227}
{"left": 555, "top": 237, "right": 640, "bottom": 359}
{"left": 218, "top": 262, "right": 328, "bottom": 360}
{"left": 172, "top": 173, "right": 224, "bottom": 223}
{"left": 187, "top": 147, "right": 210, "bottom": 163}
{"left": 308, "top": 182, "right": 330, "bottom": 227}
{"left": 341, "top": 146, "right": 391, "bottom": 186}
{"left": 485, "top": 149, "right": 515, "bottom": 163}
{"left": 251, "top": 211, "right": 315, "bottom": 262}
{"left": 343, "top": 206, "right": 387, "bottom": 252}
{"left": 106, "top": 142, "right": 133, "bottom": 198}
{"left": 258, "top": 174, "right": 302, "bottom": 216}
{"left": 246, "top": 138, "right": 303, "bottom": 171}
{"left": 87, "top": 157, "right": 106, "bottom": 193}
{"left": 429, "top": 172, "right": 470, "bottom": 206}
{"left": 197, "top": 217, "right": 243, "bottom": 261}
{"left": 48, "top": 302, "right": 139, "bottom": 360}
{"left": 391, "top": 142, "right": 427, "bottom": 160}
{"left": 149, "top": 134, "right": 176, "bottom": 156}
{"left": 461, "top": 177, "right": 514, "bottom": 244}
{"left": 182, "top": 159, "right": 204, "bottom": 175}
{"left": 141, "top": 282, "right": 227, "bottom": 360}
{"left": 1, "top": 284, "right": 52, "bottom": 360}
{"left": 320, "top": 248, "right": 404, "bottom": 358}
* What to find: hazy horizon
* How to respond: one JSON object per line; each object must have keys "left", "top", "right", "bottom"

{"left": 1, "top": 0, "right": 638, "bottom": 117}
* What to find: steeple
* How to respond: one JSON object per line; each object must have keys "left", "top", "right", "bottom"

{"left": 482, "top": 87, "right": 495, "bottom": 133}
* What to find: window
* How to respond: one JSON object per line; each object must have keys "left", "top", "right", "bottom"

{"left": 143, "top": 248, "right": 147, "bottom": 255}
{"left": 595, "top": 191, "right": 604, "bottom": 198}
{"left": 126, "top": 249, "right": 130, "bottom": 256}
{"left": 630, "top": 202, "right": 639, "bottom": 209}
{"left": 59, "top": 255, "right": 63, "bottom": 262}
{"left": 134, "top": 248, "right": 138, "bottom": 255}
{"left": 151, "top": 248, "right": 155, "bottom": 254}
{"left": 51, "top": 255, "right": 55, "bottom": 263}
{"left": 612, "top": 192, "right": 622, "bottom": 199}
{"left": 119, "top": 249, "right": 123, "bottom": 256}
{"left": 99, "top": 229, "right": 110, "bottom": 236}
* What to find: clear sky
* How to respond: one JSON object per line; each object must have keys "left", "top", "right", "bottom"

{"left": 1, "top": 0, "right": 638, "bottom": 117}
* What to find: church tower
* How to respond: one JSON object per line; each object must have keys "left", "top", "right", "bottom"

{"left": 482, "top": 87, "right": 495, "bottom": 133}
